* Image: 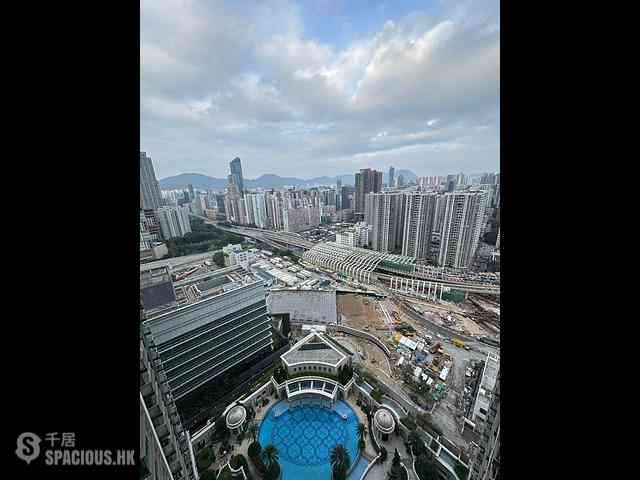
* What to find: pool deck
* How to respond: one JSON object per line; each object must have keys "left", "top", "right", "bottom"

{"left": 232, "top": 389, "right": 415, "bottom": 480}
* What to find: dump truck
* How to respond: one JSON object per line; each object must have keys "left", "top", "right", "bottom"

{"left": 452, "top": 338, "right": 465, "bottom": 349}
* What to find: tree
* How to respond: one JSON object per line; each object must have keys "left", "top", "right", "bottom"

{"left": 200, "top": 471, "right": 217, "bottom": 480}
{"left": 371, "top": 388, "right": 383, "bottom": 403}
{"left": 415, "top": 452, "right": 438, "bottom": 480}
{"left": 212, "top": 251, "right": 225, "bottom": 267}
{"left": 338, "top": 364, "right": 353, "bottom": 385}
{"left": 273, "top": 365, "right": 287, "bottom": 384}
{"left": 281, "top": 315, "right": 291, "bottom": 338}
{"left": 357, "top": 423, "right": 367, "bottom": 451}
{"left": 387, "top": 449, "right": 407, "bottom": 480}
{"left": 455, "top": 463, "right": 469, "bottom": 480}
{"left": 401, "top": 416, "right": 417, "bottom": 432}
{"left": 408, "top": 431, "right": 425, "bottom": 457}
{"left": 380, "top": 446, "right": 388, "bottom": 463}
{"left": 330, "top": 444, "right": 351, "bottom": 480}
{"left": 248, "top": 441, "right": 262, "bottom": 460}
{"left": 196, "top": 447, "right": 215, "bottom": 472}
{"left": 264, "top": 461, "right": 281, "bottom": 480}
{"left": 246, "top": 421, "right": 259, "bottom": 442}
{"left": 262, "top": 444, "right": 279, "bottom": 469}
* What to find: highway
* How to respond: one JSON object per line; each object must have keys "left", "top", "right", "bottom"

{"left": 190, "top": 214, "right": 313, "bottom": 251}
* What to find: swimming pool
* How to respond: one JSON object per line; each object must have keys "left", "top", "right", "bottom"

{"left": 258, "top": 398, "right": 360, "bottom": 480}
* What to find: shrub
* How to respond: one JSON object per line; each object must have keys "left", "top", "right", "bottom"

{"left": 263, "top": 462, "right": 281, "bottom": 480}
{"left": 400, "top": 416, "right": 417, "bottom": 431}
{"left": 200, "top": 471, "right": 217, "bottom": 480}
{"left": 248, "top": 441, "right": 262, "bottom": 460}
{"left": 197, "top": 448, "right": 215, "bottom": 472}
{"left": 455, "top": 463, "right": 469, "bottom": 480}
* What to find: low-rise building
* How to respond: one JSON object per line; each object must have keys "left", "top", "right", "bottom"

{"left": 267, "top": 289, "right": 337, "bottom": 325}
{"left": 472, "top": 352, "right": 500, "bottom": 425}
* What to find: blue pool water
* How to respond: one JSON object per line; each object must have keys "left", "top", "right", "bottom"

{"left": 258, "top": 399, "right": 360, "bottom": 480}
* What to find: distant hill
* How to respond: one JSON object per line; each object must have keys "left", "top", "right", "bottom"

{"left": 159, "top": 169, "right": 418, "bottom": 190}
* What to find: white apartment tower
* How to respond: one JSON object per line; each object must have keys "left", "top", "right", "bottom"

{"left": 156, "top": 206, "right": 192, "bottom": 239}
{"left": 366, "top": 192, "right": 405, "bottom": 253}
{"left": 401, "top": 193, "right": 438, "bottom": 259}
{"left": 438, "top": 191, "right": 486, "bottom": 269}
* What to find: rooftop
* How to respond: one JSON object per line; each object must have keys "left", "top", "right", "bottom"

{"left": 281, "top": 330, "right": 348, "bottom": 368}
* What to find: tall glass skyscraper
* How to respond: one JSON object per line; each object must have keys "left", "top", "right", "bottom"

{"left": 140, "top": 151, "right": 163, "bottom": 210}
{"left": 229, "top": 157, "right": 244, "bottom": 193}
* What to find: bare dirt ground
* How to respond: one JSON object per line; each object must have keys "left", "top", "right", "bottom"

{"left": 337, "top": 294, "right": 387, "bottom": 330}
{"left": 403, "top": 298, "right": 491, "bottom": 337}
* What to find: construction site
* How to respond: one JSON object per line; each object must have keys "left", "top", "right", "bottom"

{"left": 334, "top": 287, "right": 500, "bottom": 455}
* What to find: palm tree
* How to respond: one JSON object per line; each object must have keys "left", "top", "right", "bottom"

{"left": 407, "top": 430, "right": 424, "bottom": 457}
{"left": 357, "top": 422, "right": 367, "bottom": 441}
{"left": 246, "top": 421, "right": 259, "bottom": 442}
{"left": 330, "top": 444, "right": 351, "bottom": 480}
{"left": 357, "top": 423, "right": 367, "bottom": 451}
{"left": 262, "top": 444, "right": 279, "bottom": 469}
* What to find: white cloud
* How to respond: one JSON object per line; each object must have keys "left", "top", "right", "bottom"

{"left": 141, "top": 0, "right": 500, "bottom": 179}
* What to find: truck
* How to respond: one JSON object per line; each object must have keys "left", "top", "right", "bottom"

{"left": 429, "top": 342, "right": 442, "bottom": 354}
{"left": 452, "top": 339, "right": 465, "bottom": 349}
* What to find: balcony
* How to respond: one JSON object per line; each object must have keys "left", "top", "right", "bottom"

{"left": 162, "top": 440, "right": 176, "bottom": 459}
{"left": 155, "top": 423, "right": 169, "bottom": 440}
{"left": 141, "top": 382, "right": 154, "bottom": 397}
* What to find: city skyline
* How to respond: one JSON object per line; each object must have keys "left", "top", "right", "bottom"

{"left": 141, "top": 0, "right": 500, "bottom": 180}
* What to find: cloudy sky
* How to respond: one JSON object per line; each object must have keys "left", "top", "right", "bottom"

{"left": 141, "top": 0, "right": 499, "bottom": 180}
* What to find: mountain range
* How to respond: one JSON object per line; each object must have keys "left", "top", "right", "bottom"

{"left": 159, "top": 170, "right": 418, "bottom": 190}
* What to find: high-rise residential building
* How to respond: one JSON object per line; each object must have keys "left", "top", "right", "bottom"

{"left": 336, "top": 179, "right": 343, "bottom": 210}
{"left": 456, "top": 172, "right": 467, "bottom": 186}
{"left": 388, "top": 166, "right": 395, "bottom": 188}
{"left": 225, "top": 177, "right": 246, "bottom": 224}
{"left": 187, "top": 184, "right": 195, "bottom": 200}
{"left": 140, "top": 209, "right": 163, "bottom": 251}
{"left": 395, "top": 174, "right": 404, "bottom": 188}
{"left": 140, "top": 344, "right": 197, "bottom": 480}
{"left": 282, "top": 205, "right": 320, "bottom": 232}
{"left": 140, "top": 151, "right": 163, "bottom": 211}
{"left": 433, "top": 194, "right": 448, "bottom": 235}
{"left": 156, "top": 206, "right": 192, "bottom": 239}
{"left": 141, "top": 269, "right": 273, "bottom": 431}
{"left": 495, "top": 227, "right": 500, "bottom": 249}
{"left": 215, "top": 193, "right": 226, "bottom": 217}
{"left": 245, "top": 193, "right": 268, "bottom": 229}
{"left": 341, "top": 186, "right": 353, "bottom": 211}
{"left": 470, "top": 368, "right": 500, "bottom": 480}
{"left": 264, "top": 192, "right": 280, "bottom": 230}
{"left": 229, "top": 157, "right": 244, "bottom": 194}
{"left": 355, "top": 168, "right": 383, "bottom": 215}
{"left": 401, "top": 193, "right": 438, "bottom": 259}
{"left": 191, "top": 194, "right": 207, "bottom": 216}
{"left": 438, "top": 191, "right": 486, "bottom": 269}
{"left": 366, "top": 192, "right": 405, "bottom": 253}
